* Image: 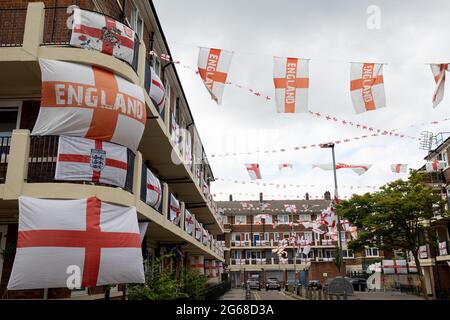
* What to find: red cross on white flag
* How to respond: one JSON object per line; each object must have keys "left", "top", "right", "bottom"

{"left": 55, "top": 135, "right": 128, "bottom": 188}
{"left": 430, "top": 64, "right": 448, "bottom": 108}
{"left": 146, "top": 168, "right": 162, "bottom": 211}
{"left": 313, "top": 163, "right": 372, "bottom": 175}
{"left": 273, "top": 57, "right": 309, "bottom": 113}
{"left": 425, "top": 160, "right": 447, "bottom": 172}
{"left": 7, "top": 196, "right": 144, "bottom": 290}
{"left": 245, "top": 163, "right": 262, "bottom": 180}
{"left": 185, "top": 210, "right": 195, "bottom": 236}
{"left": 350, "top": 62, "right": 386, "bottom": 114}
{"left": 197, "top": 47, "right": 233, "bottom": 104}
{"left": 390, "top": 163, "right": 408, "bottom": 173}
{"left": 70, "top": 8, "right": 135, "bottom": 65}
{"left": 169, "top": 194, "right": 181, "bottom": 225}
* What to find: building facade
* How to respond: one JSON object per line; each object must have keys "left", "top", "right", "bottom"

{"left": 0, "top": 0, "right": 224, "bottom": 299}
{"left": 218, "top": 193, "right": 383, "bottom": 288}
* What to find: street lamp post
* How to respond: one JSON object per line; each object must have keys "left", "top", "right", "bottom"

{"left": 320, "top": 143, "right": 345, "bottom": 278}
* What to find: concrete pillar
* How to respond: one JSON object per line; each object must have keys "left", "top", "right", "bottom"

{"left": 22, "top": 2, "right": 45, "bottom": 58}
{"left": 161, "top": 182, "right": 170, "bottom": 219}
{"left": 137, "top": 40, "right": 147, "bottom": 87}
{"left": 4, "top": 130, "right": 30, "bottom": 199}
{"left": 180, "top": 201, "right": 186, "bottom": 231}
{"left": 132, "top": 151, "right": 142, "bottom": 201}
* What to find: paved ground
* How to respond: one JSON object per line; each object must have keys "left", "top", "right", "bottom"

{"left": 219, "top": 288, "right": 247, "bottom": 300}
{"left": 253, "top": 289, "right": 296, "bottom": 300}
{"left": 350, "top": 291, "right": 424, "bottom": 300}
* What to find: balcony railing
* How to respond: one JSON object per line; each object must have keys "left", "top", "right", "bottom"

{"left": 27, "top": 135, "right": 134, "bottom": 194}
{"left": 42, "top": 6, "right": 140, "bottom": 72}
{"left": 0, "top": 8, "right": 26, "bottom": 47}
{"left": 0, "top": 136, "right": 11, "bottom": 183}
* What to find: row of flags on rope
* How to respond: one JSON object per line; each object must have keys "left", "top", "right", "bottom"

{"left": 161, "top": 46, "right": 450, "bottom": 113}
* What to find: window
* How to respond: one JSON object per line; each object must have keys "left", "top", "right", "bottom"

{"left": 264, "top": 215, "right": 273, "bottom": 224}
{"left": 253, "top": 215, "right": 261, "bottom": 224}
{"left": 222, "top": 216, "right": 228, "bottom": 224}
{"left": 0, "top": 104, "right": 20, "bottom": 136}
{"left": 278, "top": 215, "right": 289, "bottom": 224}
{"left": 235, "top": 215, "right": 246, "bottom": 225}
{"left": 153, "top": 58, "right": 161, "bottom": 77}
{"left": 274, "top": 232, "right": 279, "bottom": 241}
{"left": 343, "top": 249, "right": 354, "bottom": 258}
{"left": 298, "top": 214, "right": 311, "bottom": 222}
{"left": 366, "top": 247, "right": 379, "bottom": 257}
{"left": 324, "top": 250, "right": 335, "bottom": 258}
{"left": 231, "top": 250, "right": 242, "bottom": 259}
{"left": 264, "top": 232, "right": 269, "bottom": 241}
{"left": 304, "top": 232, "right": 313, "bottom": 243}
{"left": 283, "top": 232, "right": 290, "bottom": 239}
{"left": 130, "top": 3, "right": 143, "bottom": 39}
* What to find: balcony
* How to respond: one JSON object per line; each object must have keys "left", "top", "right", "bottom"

{"left": 0, "top": 2, "right": 223, "bottom": 234}
{"left": 0, "top": 136, "right": 11, "bottom": 183}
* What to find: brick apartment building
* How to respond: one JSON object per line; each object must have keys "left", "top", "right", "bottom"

{"left": 218, "top": 192, "right": 384, "bottom": 288}
{"left": 0, "top": 0, "right": 225, "bottom": 299}
{"left": 416, "top": 132, "right": 450, "bottom": 299}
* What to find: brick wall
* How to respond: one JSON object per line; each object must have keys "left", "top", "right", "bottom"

{"left": 308, "top": 262, "right": 341, "bottom": 284}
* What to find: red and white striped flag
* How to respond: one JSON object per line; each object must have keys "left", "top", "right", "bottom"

{"left": 169, "top": 194, "right": 181, "bottom": 225}
{"left": 32, "top": 59, "right": 146, "bottom": 151}
{"left": 431, "top": 64, "right": 448, "bottom": 108}
{"left": 55, "top": 136, "right": 127, "bottom": 188}
{"left": 313, "top": 163, "right": 372, "bottom": 176}
{"left": 8, "top": 196, "right": 144, "bottom": 290}
{"left": 197, "top": 47, "right": 233, "bottom": 104}
{"left": 70, "top": 8, "right": 135, "bottom": 64}
{"left": 390, "top": 163, "right": 408, "bottom": 173}
{"left": 425, "top": 160, "right": 447, "bottom": 172}
{"left": 273, "top": 57, "right": 309, "bottom": 113}
{"left": 245, "top": 163, "right": 262, "bottom": 180}
{"left": 278, "top": 163, "right": 293, "bottom": 170}
{"left": 350, "top": 63, "right": 386, "bottom": 114}
{"left": 148, "top": 66, "right": 165, "bottom": 114}
{"left": 146, "top": 168, "right": 162, "bottom": 211}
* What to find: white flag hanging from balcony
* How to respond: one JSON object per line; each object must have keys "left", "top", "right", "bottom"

{"left": 55, "top": 135, "right": 128, "bottom": 188}
{"left": 7, "top": 196, "right": 144, "bottom": 290}
{"left": 273, "top": 57, "right": 309, "bottom": 113}
{"left": 146, "top": 168, "right": 162, "bottom": 211}
{"left": 425, "top": 160, "right": 447, "bottom": 172}
{"left": 197, "top": 47, "right": 233, "bottom": 104}
{"left": 70, "top": 8, "right": 136, "bottom": 65}
{"left": 430, "top": 64, "right": 448, "bottom": 108}
{"left": 313, "top": 163, "right": 372, "bottom": 175}
{"left": 350, "top": 62, "right": 386, "bottom": 114}
{"left": 185, "top": 209, "right": 195, "bottom": 236}
{"left": 195, "top": 220, "right": 202, "bottom": 241}
{"left": 32, "top": 59, "right": 146, "bottom": 151}
{"left": 148, "top": 66, "right": 166, "bottom": 114}
{"left": 169, "top": 194, "right": 181, "bottom": 225}
{"left": 390, "top": 163, "right": 408, "bottom": 173}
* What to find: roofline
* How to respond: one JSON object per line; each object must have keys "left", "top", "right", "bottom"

{"left": 148, "top": 0, "right": 214, "bottom": 179}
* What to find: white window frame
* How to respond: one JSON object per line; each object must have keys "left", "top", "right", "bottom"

{"left": 253, "top": 215, "right": 261, "bottom": 224}
{"left": 298, "top": 214, "right": 311, "bottom": 222}
{"left": 0, "top": 100, "right": 22, "bottom": 135}
{"left": 366, "top": 247, "right": 379, "bottom": 257}
{"left": 222, "top": 215, "right": 228, "bottom": 224}
{"left": 278, "top": 214, "right": 289, "bottom": 224}
{"left": 235, "top": 215, "right": 246, "bottom": 225}
{"left": 264, "top": 215, "right": 273, "bottom": 224}
{"left": 130, "top": 2, "right": 143, "bottom": 39}
{"left": 343, "top": 249, "right": 354, "bottom": 258}
{"left": 304, "top": 231, "right": 313, "bottom": 242}
{"left": 274, "top": 232, "right": 279, "bottom": 241}
{"left": 264, "top": 232, "right": 270, "bottom": 241}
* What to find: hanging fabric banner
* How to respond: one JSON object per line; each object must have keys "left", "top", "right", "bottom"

{"left": 430, "top": 64, "right": 448, "bottom": 108}
{"left": 169, "top": 194, "right": 181, "bottom": 225}
{"left": 425, "top": 160, "right": 447, "bottom": 172}
{"left": 350, "top": 62, "right": 386, "bottom": 114}
{"left": 185, "top": 209, "right": 195, "bottom": 236}
{"left": 70, "top": 8, "right": 136, "bottom": 65}
{"left": 197, "top": 47, "right": 233, "bottom": 104}
{"left": 7, "top": 196, "right": 144, "bottom": 290}
{"left": 55, "top": 135, "right": 128, "bottom": 188}
{"left": 195, "top": 220, "right": 202, "bottom": 241}
{"left": 148, "top": 66, "right": 166, "bottom": 114}
{"left": 390, "top": 163, "right": 408, "bottom": 173}
{"left": 146, "top": 168, "right": 162, "bottom": 211}
{"left": 138, "top": 222, "right": 149, "bottom": 242}
{"left": 313, "top": 163, "right": 372, "bottom": 175}
{"left": 273, "top": 56, "right": 309, "bottom": 113}
{"left": 278, "top": 163, "right": 293, "bottom": 170}
{"left": 32, "top": 59, "right": 146, "bottom": 151}
{"left": 245, "top": 163, "right": 262, "bottom": 180}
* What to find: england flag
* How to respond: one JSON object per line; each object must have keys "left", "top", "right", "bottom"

{"left": 390, "top": 163, "right": 408, "bottom": 173}
{"left": 426, "top": 160, "right": 447, "bottom": 172}
{"left": 148, "top": 66, "right": 166, "bottom": 114}
{"left": 245, "top": 163, "right": 262, "bottom": 180}
{"left": 145, "top": 168, "right": 162, "bottom": 211}
{"left": 55, "top": 136, "right": 128, "bottom": 188}
{"left": 185, "top": 209, "right": 195, "bottom": 236}
{"left": 169, "top": 194, "right": 181, "bottom": 225}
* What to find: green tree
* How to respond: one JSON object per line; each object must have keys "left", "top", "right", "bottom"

{"left": 335, "top": 171, "right": 448, "bottom": 299}
{"left": 127, "top": 253, "right": 184, "bottom": 300}
{"left": 182, "top": 269, "right": 208, "bottom": 300}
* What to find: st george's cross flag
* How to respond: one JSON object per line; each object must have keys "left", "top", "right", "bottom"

{"left": 431, "top": 64, "right": 448, "bottom": 108}
{"left": 284, "top": 204, "right": 297, "bottom": 213}
{"left": 32, "top": 59, "right": 146, "bottom": 151}
{"left": 7, "top": 196, "right": 144, "bottom": 290}
{"left": 195, "top": 220, "right": 202, "bottom": 241}
{"left": 55, "top": 135, "right": 128, "bottom": 188}
{"left": 426, "top": 160, "right": 447, "bottom": 172}
{"left": 278, "top": 163, "right": 293, "bottom": 170}
{"left": 202, "top": 227, "right": 209, "bottom": 246}
{"left": 148, "top": 66, "right": 166, "bottom": 114}
{"left": 390, "top": 163, "right": 408, "bottom": 173}
{"left": 145, "top": 168, "right": 162, "bottom": 211}
{"left": 197, "top": 47, "right": 233, "bottom": 104}
{"left": 350, "top": 62, "right": 386, "bottom": 114}
{"left": 169, "top": 194, "right": 181, "bottom": 225}
{"left": 245, "top": 163, "right": 262, "bottom": 180}
{"left": 184, "top": 209, "right": 195, "bottom": 236}
{"left": 313, "top": 163, "right": 372, "bottom": 175}
{"left": 273, "top": 57, "right": 309, "bottom": 113}
{"left": 70, "top": 8, "right": 136, "bottom": 65}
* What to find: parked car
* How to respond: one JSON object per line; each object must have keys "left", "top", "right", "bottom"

{"left": 247, "top": 279, "right": 261, "bottom": 291}
{"left": 349, "top": 278, "right": 367, "bottom": 291}
{"left": 307, "top": 280, "right": 322, "bottom": 290}
{"left": 265, "top": 278, "right": 281, "bottom": 291}
{"left": 285, "top": 279, "right": 298, "bottom": 291}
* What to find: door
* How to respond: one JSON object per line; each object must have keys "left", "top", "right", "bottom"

{"left": 0, "top": 225, "right": 8, "bottom": 284}
{"left": 253, "top": 233, "right": 260, "bottom": 246}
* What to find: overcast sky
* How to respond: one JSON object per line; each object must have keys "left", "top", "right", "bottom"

{"left": 153, "top": 0, "right": 450, "bottom": 201}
